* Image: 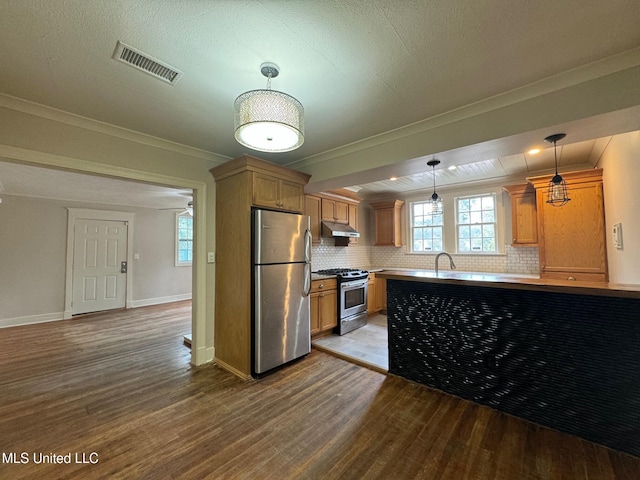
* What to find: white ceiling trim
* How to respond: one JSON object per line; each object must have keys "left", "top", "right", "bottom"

{"left": 289, "top": 46, "right": 640, "bottom": 170}
{"left": 0, "top": 144, "right": 206, "bottom": 192}
{"left": 0, "top": 93, "right": 229, "bottom": 164}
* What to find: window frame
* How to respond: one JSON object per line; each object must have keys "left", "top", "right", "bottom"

{"left": 175, "top": 212, "right": 193, "bottom": 266}
{"left": 409, "top": 200, "right": 445, "bottom": 254}
{"left": 454, "top": 193, "right": 497, "bottom": 254}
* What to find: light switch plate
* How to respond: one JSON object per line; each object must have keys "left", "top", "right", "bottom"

{"left": 207, "top": 252, "right": 215, "bottom": 263}
{"left": 612, "top": 223, "right": 623, "bottom": 249}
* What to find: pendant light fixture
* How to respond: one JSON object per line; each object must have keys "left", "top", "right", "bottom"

{"left": 544, "top": 133, "right": 570, "bottom": 207}
{"left": 427, "top": 159, "right": 443, "bottom": 215}
{"left": 234, "top": 63, "right": 304, "bottom": 153}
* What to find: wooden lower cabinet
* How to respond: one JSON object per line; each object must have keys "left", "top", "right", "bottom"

{"left": 375, "top": 277, "right": 387, "bottom": 312}
{"left": 310, "top": 278, "right": 337, "bottom": 336}
{"left": 367, "top": 274, "right": 387, "bottom": 315}
{"left": 367, "top": 275, "right": 376, "bottom": 314}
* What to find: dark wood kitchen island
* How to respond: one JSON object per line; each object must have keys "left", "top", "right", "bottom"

{"left": 376, "top": 270, "right": 640, "bottom": 457}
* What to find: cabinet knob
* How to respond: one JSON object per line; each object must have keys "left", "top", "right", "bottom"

{"left": 567, "top": 276, "right": 576, "bottom": 281}
{"left": 319, "top": 283, "right": 324, "bottom": 288}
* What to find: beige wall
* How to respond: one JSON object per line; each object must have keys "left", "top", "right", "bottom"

{"left": 0, "top": 99, "right": 224, "bottom": 364}
{"left": 600, "top": 130, "right": 640, "bottom": 285}
{"left": 0, "top": 195, "right": 192, "bottom": 325}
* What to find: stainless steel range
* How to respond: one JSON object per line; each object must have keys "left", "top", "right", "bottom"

{"left": 314, "top": 268, "right": 369, "bottom": 335}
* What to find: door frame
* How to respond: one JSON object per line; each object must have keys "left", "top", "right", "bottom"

{"left": 65, "top": 208, "right": 135, "bottom": 318}
{"left": 0, "top": 144, "right": 211, "bottom": 366}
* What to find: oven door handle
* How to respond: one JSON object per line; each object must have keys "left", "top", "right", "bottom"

{"left": 341, "top": 279, "right": 367, "bottom": 289}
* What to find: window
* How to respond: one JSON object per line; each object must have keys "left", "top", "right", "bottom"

{"left": 176, "top": 213, "right": 193, "bottom": 265}
{"left": 410, "top": 201, "right": 444, "bottom": 253}
{"left": 456, "top": 194, "right": 496, "bottom": 253}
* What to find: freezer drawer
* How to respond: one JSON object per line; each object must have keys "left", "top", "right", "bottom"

{"left": 254, "top": 263, "right": 311, "bottom": 374}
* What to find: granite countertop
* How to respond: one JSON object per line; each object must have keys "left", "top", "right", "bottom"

{"left": 375, "top": 269, "right": 640, "bottom": 299}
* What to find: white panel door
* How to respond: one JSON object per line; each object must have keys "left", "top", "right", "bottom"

{"left": 72, "top": 219, "right": 128, "bottom": 315}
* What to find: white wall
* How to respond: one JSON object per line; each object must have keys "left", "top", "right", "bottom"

{"left": 600, "top": 130, "right": 640, "bottom": 285}
{"left": 0, "top": 195, "right": 192, "bottom": 326}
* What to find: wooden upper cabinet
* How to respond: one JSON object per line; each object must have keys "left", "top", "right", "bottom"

{"left": 253, "top": 173, "right": 305, "bottom": 212}
{"left": 370, "top": 200, "right": 404, "bottom": 247}
{"left": 321, "top": 198, "right": 349, "bottom": 224}
{"left": 306, "top": 190, "right": 361, "bottom": 245}
{"left": 305, "top": 195, "right": 322, "bottom": 244}
{"left": 528, "top": 169, "right": 607, "bottom": 282}
{"left": 503, "top": 184, "right": 538, "bottom": 246}
{"left": 348, "top": 203, "right": 358, "bottom": 244}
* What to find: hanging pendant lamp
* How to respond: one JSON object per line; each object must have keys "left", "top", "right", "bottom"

{"left": 234, "top": 63, "right": 304, "bottom": 153}
{"left": 427, "top": 159, "right": 443, "bottom": 215}
{"left": 544, "top": 133, "right": 570, "bottom": 207}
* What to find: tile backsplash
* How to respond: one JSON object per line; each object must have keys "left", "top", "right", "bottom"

{"left": 312, "top": 245, "right": 539, "bottom": 275}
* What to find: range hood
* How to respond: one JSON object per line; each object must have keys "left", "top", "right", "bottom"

{"left": 321, "top": 221, "right": 360, "bottom": 238}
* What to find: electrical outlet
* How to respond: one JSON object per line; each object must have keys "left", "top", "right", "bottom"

{"left": 207, "top": 252, "right": 215, "bottom": 263}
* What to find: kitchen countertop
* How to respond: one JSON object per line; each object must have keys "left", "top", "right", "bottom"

{"left": 375, "top": 269, "right": 640, "bottom": 299}
{"left": 311, "top": 273, "right": 338, "bottom": 281}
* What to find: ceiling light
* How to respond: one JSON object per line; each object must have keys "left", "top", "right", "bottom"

{"left": 427, "top": 159, "right": 443, "bottom": 215}
{"left": 447, "top": 165, "right": 457, "bottom": 171}
{"left": 528, "top": 148, "right": 541, "bottom": 155}
{"left": 234, "top": 63, "right": 304, "bottom": 153}
{"left": 389, "top": 176, "right": 398, "bottom": 181}
{"left": 544, "top": 133, "right": 570, "bottom": 207}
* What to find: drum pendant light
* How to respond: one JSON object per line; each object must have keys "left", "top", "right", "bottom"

{"left": 544, "top": 133, "right": 570, "bottom": 207}
{"left": 234, "top": 63, "right": 304, "bottom": 153}
{"left": 427, "top": 159, "right": 443, "bottom": 215}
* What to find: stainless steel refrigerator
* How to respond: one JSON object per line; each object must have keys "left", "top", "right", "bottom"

{"left": 253, "top": 209, "right": 312, "bottom": 375}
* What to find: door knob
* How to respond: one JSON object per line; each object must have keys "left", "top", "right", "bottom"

{"left": 121, "top": 261, "right": 128, "bottom": 273}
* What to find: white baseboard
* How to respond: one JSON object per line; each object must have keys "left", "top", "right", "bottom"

{"left": 0, "top": 312, "right": 64, "bottom": 329}
{"left": 131, "top": 293, "right": 192, "bottom": 308}
{"left": 2, "top": 295, "right": 192, "bottom": 329}
{"left": 193, "top": 346, "right": 215, "bottom": 366}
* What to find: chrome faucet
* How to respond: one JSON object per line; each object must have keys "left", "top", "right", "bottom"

{"left": 435, "top": 252, "right": 456, "bottom": 275}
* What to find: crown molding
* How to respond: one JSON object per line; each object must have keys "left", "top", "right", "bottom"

{"left": 289, "top": 46, "right": 640, "bottom": 170}
{"left": 0, "top": 93, "right": 230, "bottom": 165}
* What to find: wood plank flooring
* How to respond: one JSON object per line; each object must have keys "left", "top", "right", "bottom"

{"left": 1, "top": 301, "right": 639, "bottom": 479}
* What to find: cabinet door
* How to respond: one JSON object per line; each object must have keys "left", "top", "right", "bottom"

{"left": 374, "top": 208, "right": 395, "bottom": 245}
{"left": 319, "top": 290, "right": 337, "bottom": 330}
{"left": 538, "top": 180, "right": 607, "bottom": 281}
{"left": 305, "top": 195, "right": 322, "bottom": 244}
{"left": 348, "top": 203, "right": 358, "bottom": 244}
{"left": 252, "top": 173, "right": 280, "bottom": 209}
{"left": 367, "top": 277, "right": 376, "bottom": 314}
{"left": 321, "top": 199, "right": 337, "bottom": 222}
{"left": 375, "top": 278, "right": 387, "bottom": 312}
{"left": 512, "top": 192, "right": 538, "bottom": 245}
{"left": 504, "top": 184, "right": 537, "bottom": 246}
{"left": 310, "top": 292, "right": 320, "bottom": 335}
{"left": 321, "top": 198, "right": 349, "bottom": 224}
{"left": 335, "top": 201, "right": 349, "bottom": 224}
{"left": 279, "top": 179, "right": 304, "bottom": 212}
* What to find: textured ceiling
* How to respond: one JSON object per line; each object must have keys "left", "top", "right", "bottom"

{"left": 0, "top": 1, "right": 639, "bottom": 205}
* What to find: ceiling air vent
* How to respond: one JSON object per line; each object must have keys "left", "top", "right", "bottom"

{"left": 112, "top": 41, "right": 183, "bottom": 85}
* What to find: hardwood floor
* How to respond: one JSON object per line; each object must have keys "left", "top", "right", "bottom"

{"left": 1, "top": 301, "right": 639, "bottom": 479}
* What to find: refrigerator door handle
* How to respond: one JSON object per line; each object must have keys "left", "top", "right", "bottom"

{"left": 303, "top": 262, "right": 311, "bottom": 296}
{"left": 304, "top": 228, "right": 312, "bottom": 262}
